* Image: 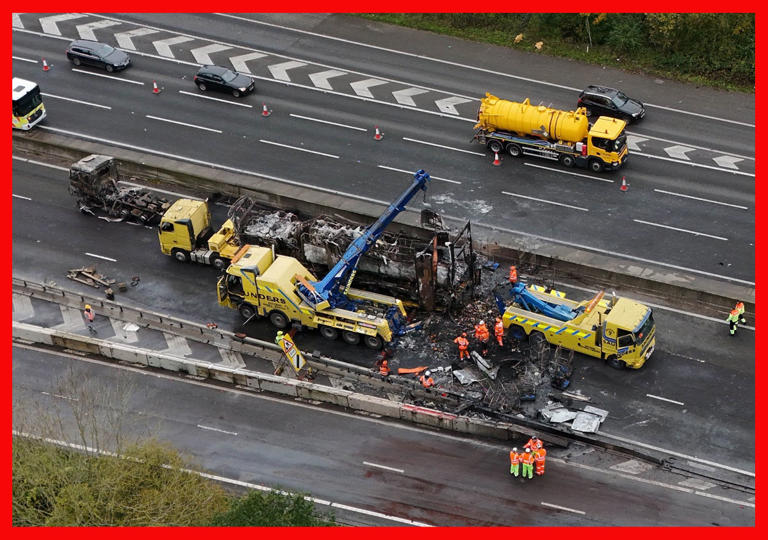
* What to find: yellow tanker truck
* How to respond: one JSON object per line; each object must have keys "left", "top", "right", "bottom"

{"left": 473, "top": 93, "right": 628, "bottom": 172}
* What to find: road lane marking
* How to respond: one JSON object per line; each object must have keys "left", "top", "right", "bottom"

{"left": 118, "top": 181, "right": 202, "bottom": 200}
{"left": 13, "top": 194, "right": 32, "bottom": 200}
{"left": 12, "top": 55, "right": 38, "bottom": 63}
{"left": 631, "top": 151, "right": 754, "bottom": 177}
{"left": 633, "top": 219, "right": 728, "bottom": 241}
{"left": 146, "top": 115, "right": 222, "bottom": 133}
{"left": 377, "top": 165, "right": 462, "bottom": 184}
{"left": 197, "top": 424, "right": 238, "bottom": 436}
{"left": 259, "top": 139, "right": 339, "bottom": 158}
{"left": 177, "top": 90, "right": 253, "bottom": 108}
{"left": 289, "top": 113, "right": 367, "bottom": 131}
{"left": 541, "top": 502, "right": 585, "bottom": 515}
{"left": 363, "top": 461, "right": 404, "bottom": 474}
{"left": 627, "top": 131, "right": 755, "bottom": 161}
{"left": 523, "top": 162, "right": 615, "bottom": 183}
{"left": 653, "top": 189, "right": 749, "bottom": 210}
{"left": 646, "top": 394, "right": 685, "bottom": 406}
{"left": 402, "top": 137, "right": 486, "bottom": 156}
{"left": 85, "top": 252, "right": 117, "bottom": 262}
{"left": 12, "top": 155, "right": 77, "bottom": 171}
{"left": 41, "top": 391, "right": 78, "bottom": 401}
{"left": 71, "top": 68, "right": 145, "bottom": 85}
{"left": 502, "top": 191, "right": 588, "bottom": 212}
{"left": 42, "top": 92, "right": 112, "bottom": 109}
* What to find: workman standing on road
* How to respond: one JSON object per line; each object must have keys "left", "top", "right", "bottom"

{"left": 83, "top": 304, "right": 96, "bottom": 334}
{"left": 509, "top": 265, "right": 518, "bottom": 284}
{"left": 454, "top": 332, "right": 470, "bottom": 360}
{"left": 275, "top": 330, "right": 285, "bottom": 346}
{"left": 727, "top": 309, "right": 740, "bottom": 336}
{"left": 735, "top": 301, "right": 747, "bottom": 325}
{"left": 475, "top": 320, "right": 490, "bottom": 356}
{"left": 509, "top": 447, "right": 521, "bottom": 477}
{"left": 521, "top": 448, "right": 534, "bottom": 479}
{"left": 419, "top": 370, "right": 435, "bottom": 388}
{"left": 494, "top": 317, "right": 504, "bottom": 347}
{"left": 524, "top": 436, "right": 543, "bottom": 452}
{"left": 534, "top": 447, "right": 547, "bottom": 476}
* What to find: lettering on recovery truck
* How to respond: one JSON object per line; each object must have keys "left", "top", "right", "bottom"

{"left": 245, "top": 291, "right": 287, "bottom": 305}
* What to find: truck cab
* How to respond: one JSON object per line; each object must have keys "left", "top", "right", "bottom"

{"left": 587, "top": 116, "right": 629, "bottom": 171}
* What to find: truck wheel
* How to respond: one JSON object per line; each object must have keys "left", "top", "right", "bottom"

{"left": 508, "top": 324, "right": 527, "bottom": 340}
{"left": 607, "top": 356, "right": 627, "bottom": 370}
{"left": 268, "top": 310, "right": 290, "bottom": 329}
{"left": 560, "top": 155, "right": 575, "bottom": 168}
{"left": 319, "top": 326, "right": 339, "bottom": 340}
{"left": 507, "top": 144, "right": 522, "bottom": 157}
{"left": 588, "top": 159, "right": 603, "bottom": 173}
{"left": 487, "top": 140, "right": 504, "bottom": 154}
{"left": 529, "top": 331, "right": 547, "bottom": 348}
{"left": 364, "top": 335, "right": 383, "bottom": 350}
{"left": 238, "top": 303, "right": 256, "bottom": 319}
{"left": 172, "top": 249, "right": 190, "bottom": 263}
{"left": 212, "top": 256, "right": 228, "bottom": 271}
{"left": 341, "top": 331, "right": 361, "bottom": 345}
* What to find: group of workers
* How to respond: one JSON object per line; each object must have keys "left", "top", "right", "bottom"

{"left": 509, "top": 436, "right": 547, "bottom": 479}
{"left": 453, "top": 316, "right": 505, "bottom": 359}
{"left": 727, "top": 301, "right": 747, "bottom": 336}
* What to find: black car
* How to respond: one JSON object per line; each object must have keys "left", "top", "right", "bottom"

{"left": 577, "top": 85, "right": 645, "bottom": 122}
{"left": 194, "top": 65, "right": 255, "bottom": 98}
{"left": 66, "top": 39, "right": 131, "bottom": 72}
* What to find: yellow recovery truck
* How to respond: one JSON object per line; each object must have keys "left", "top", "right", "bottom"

{"left": 495, "top": 281, "right": 655, "bottom": 369}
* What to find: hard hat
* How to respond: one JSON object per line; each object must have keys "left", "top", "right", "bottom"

{"left": 462, "top": 332, "right": 467, "bottom": 337}
{"left": 512, "top": 447, "right": 518, "bottom": 452}
{"left": 526, "top": 448, "right": 531, "bottom": 452}
{"left": 425, "top": 370, "right": 431, "bottom": 376}
{"left": 479, "top": 320, "right": 485, "bottom": 325}
{"left": 85, "top": 304, "right": 91, "bottom": 310}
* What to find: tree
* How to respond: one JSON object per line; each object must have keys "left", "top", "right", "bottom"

{"left": 209, "top": 489, "right": 336, "bottom": 526}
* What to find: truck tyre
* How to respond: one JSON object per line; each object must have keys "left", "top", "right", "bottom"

{"left": 507, "top": 144, "right": 522, "bottom": 157}
{"left": 212, "top": 256, "right": 227, "bottom": 271}
{"left": 607, "top": 356, "right": 627, "bottom": 370}
{"left": 238, "top": 303, "right": 256, "bottom": 319}
{"left": 319, "top": 326, "right": 339, "bottom": 340}
{"left": 172, "top": 249, "right": 190, "bottom": 263}
{"left": 508, "top": 324, "right": 527, "bottom": 340}
{"left": 268, "top": 310, "right": 289, "bottom": 330}
{"left": 560, "top": 155, "right": 575, "bottom": 168}
{"left": 529, "top": 331, "right": 547, "bottom": 348}
{"left": 588, "top": 159, "right": 603, "bottom": 173}
{"left": 487, "top": 140, "right": 504, "bottom": 154}
{"left": 341, "top": 331, "right": 361, "bottom": 345}
{"left": 364, "top": 335, "right": 383, "bottom": 350}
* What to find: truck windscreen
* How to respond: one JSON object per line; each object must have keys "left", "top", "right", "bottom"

{"left": 12, "top": 87, "right": 42, "bottom": 116}
{"left": 634, "top": 311, "right": 654, "bottom": 342}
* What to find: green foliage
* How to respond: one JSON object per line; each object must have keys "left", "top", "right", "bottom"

{"left": 209, "top": 489, "right": 336, "bottom": 526}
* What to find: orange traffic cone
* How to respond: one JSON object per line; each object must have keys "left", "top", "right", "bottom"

{"left": 42, "top": 58, "right": 50, "bottom": 71}
{"left": 152, "top": 80, "right": 161, "bottom": 94}
{"left": 374, "top": 126, "right": 383, "bottom": 141}
{"left": 620, "top": 176, "right": 628, "bottom": 192}
{"left": 261, "top": 103, "right": 271, "bottom": 117}
{"left": 492, "top": 151, "right": 501, "bottom": 166}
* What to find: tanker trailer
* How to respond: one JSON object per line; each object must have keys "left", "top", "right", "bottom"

{"left": 472, "top": 93, "right": 628, "bottom": 172}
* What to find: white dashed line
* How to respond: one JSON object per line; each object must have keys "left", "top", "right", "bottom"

{"left": 289, "top": 113, "right": 367, "bottom": 131}
{"left": 197, "top": 424, "right": 238, "bottom": 436}
{"left": 502, "top": 191, "right": 588, "bottom": 212}
{"left": 633, "top": 219, "right": 728, "bottom": 241}
{"left": 13, "top": 55, "right": 38, "bottom": 63}
{"left": 13, "top": 194, "right": 32, "bottom": 200}
{"left": 259, "top": 139, "right": 339, "bottom": 158}
{"left": 653, "top": 189, "right": 749, "bottom": 210}
{"left": 146, "top": 115, "right": 222, "bottom": 133}
{"left": 178, "top": 90, "right": 253, "bottom": 108}
{"left": 363, "top": 461, "right": 405, "bottom": 474}
{"left": 402, "top": 137, "right": 486, "bottom": 156}
{"left": 85, "top": 252, "right": 117, "bottom": 262}
{"left": 522, "top": 162, "right": 615, "bottom": 183}
{"left": 646, "top": 394, "right": 685, "bottom": 406}
{"left": 377, "top": 164, "right": 462, "bottom": 184}
{"left": 71, "top": 68, "right": 144, "bottom": 85}
{"left": 12, "top": 155, "right": 69, "bottom": 171}
{"left": 42, "top": 92, "right": 112, "bottom": 109}
{"left": 541, "top": 502, "right": 586, "bottom": 515}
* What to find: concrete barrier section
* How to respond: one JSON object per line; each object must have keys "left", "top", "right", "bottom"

{"left": 256, "top": 372, "right": 300, "bottom": 397}
{"left": 296, "top": 380, "right": 353, "bottom": 407}
{"left": 463, "top": 417, "right": 511, "bottom": 440}
{"left": 99, "top": 342, "right": 149, "bottom": 366}
{"left": 348, "top": 394, "right": 402, "bottom": 419}
{"left": 145, "top": 351, "right": 184, "bottom": 373}
{"left": 208, "top": 363, "right": 238, "bottom": 384}
{"left": 12, "top": 322, "right": 54, "bottom": 345}
{"left": 401, "top": 403, "right": 457, "bottom": 430}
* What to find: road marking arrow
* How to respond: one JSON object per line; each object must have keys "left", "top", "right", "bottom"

{"left": 76, "top": 19, "right": 121, "bottom": 41}
{"left": 153, "top": 36, "right": 194, "bottom": 58}
{"left": 350, "top": 78, "right": 388, "bottom": 98}
{"left": 712, "top": 155, "right": 744, "bottom": 170}
{"left": 191, "top": 43, "right": 232, "bottom": 65}
{"left": 40, "top": 13, "right": 87, "bottom": 36}
{"left": 626, "top": 135, "right": 648, "bottom": 152}
{"left": 309, "top": 69, "right": 347, "bottom": 90}
{"left": 229, "top": 52, "right": 266, "bottom": 74}
{"left": 392, "top": 87, "right": 429, "bottom": 107}
{"left": 12, "top": 13, "right": 23, "bottom": 28}
{"left": 664, "top": 145, "right": 695, "bottom": 160}
{"left": 114, "top": 27, "right": 159, "bottom": 51}
{"left": 268, "top": 60, "right": 307, "bottom": 81}
{"left": 434, "top": 96, "right": 473, "bottom": 115}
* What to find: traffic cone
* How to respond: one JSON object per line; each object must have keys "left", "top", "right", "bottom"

{"left": 492, "top": 151, "right": 501, "bottom": 166}
{"left": 261, "top": 103, "right": 271, "bottom": 117}
{"left": 152, "top": 80, "right": 161, "bottom": 94}
{"left": 374, "top": 126, "right": 383, "bottom": 141}
{"left": 620, "top": 176, "right": 628, "bottom": 192}
{"left": 42, "top": 58, "right": 50, "bottom": 71}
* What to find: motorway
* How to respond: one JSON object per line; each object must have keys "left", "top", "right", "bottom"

{"left": 12, "top": 13, "right": 755, "bottom": 526}
{"left": 12, "top": 345, "right": 755, "bottom": 526}
{"left": 12, "top": 13, "right": 754, "bottom": 284}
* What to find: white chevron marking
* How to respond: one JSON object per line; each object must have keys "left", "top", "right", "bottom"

{"left": 434, "top": 96, "right": 472, "bottom": 115}
{"left": 110, "top": 319, "right": 139, "bottom": 343}
{"left": 268, "top": 60, "right": 307, "bottom": 81}
{"left": 229, "top": 52, "right": 266, "bottom": 74}
{"left": 350, "top": 78, "right": 387, "bottom": 98}
{"left": 114, "top": 27, "right": 159, "bottom": 50}
{"left": 12, "top": 295, "right": 35, "bottom": 321}
{"left": 308, "top": 69, "right": 347, "bottom": 90}
{"left": 392, "top": 87, "right": 429, "bottom": 107}
{"left": 40, "top": 13, "right": 86, "bottom": 36}
{"left": 12, "top": 13, "right": 23, "bottom": 29}
{"left": 153, "top": 36, "right": 194, "bottom": 58}
{"left": 162, "top": 333, "right": 193, "bottom": 357}
{"left": 625, "top": 135, "right": 648, "bottom": 152}
{"left": 191, "top": 43, "right": 232, "bottom": 65}
{"left": 76, "top": 19, "right": 120, "bottom": 41}
{"left": 712, "top": 155, "right": 744, "bottom": 170}
{"left": 218, "top": 349, "right": 246, "bottom": 369}
{"left": 664, "top": 145, "right": 695, "bottom": 160}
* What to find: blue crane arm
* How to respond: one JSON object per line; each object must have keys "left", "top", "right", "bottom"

{"left": 508, "top": 282, "right": 578, "bottom": 322}
{"left": 298, "top": 169, "right": 431, "bottom": 310}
